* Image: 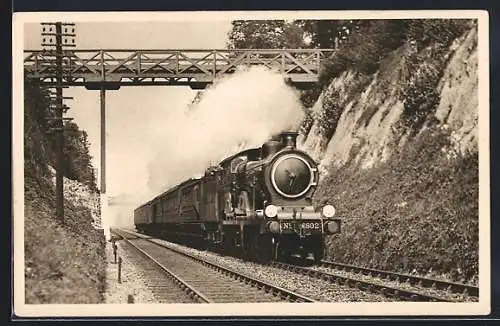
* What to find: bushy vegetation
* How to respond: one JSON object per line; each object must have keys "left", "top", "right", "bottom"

{"left": 398, "top": 20, "right": 473, "bottom": 132}
{"left": 318, "top": 20, "right": 408, "bottom": 87}
{"left": 406, "top": 19, "right": 471, "bottom": 51}
{"left": 315, "top": 128, "right": 478, "bottom": 283}
{"left": 299, "top": 106, "right": 315, "bottom": 136}
{"left": 24, "top": 79, "right": 105, "bottom": 303}
{"left": 227, "top": 20, "right": 306, "bottom": 49}
{"left": 318, "top": 87, "right": 343, "bottom": 141}
{"left": 318, "top": 20, "right": 470, "bottom": 91}
{"left": 317, "top": 72, "right": 372, "bottom": 148}
{"left": 315, "top": 19, "right": 472, "bottom": 141}
{"left": 24, "top": 80, "right": 98, "bottom": 191}
{"left": 25, "top": 185, "right": 106, "bottom": 303}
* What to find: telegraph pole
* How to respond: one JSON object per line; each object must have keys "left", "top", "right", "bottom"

{"left": 41, "top": 22, "right": 76, "bottom": 224}
{"left": 100, "top": 85, "right": 106, "bottom": 194}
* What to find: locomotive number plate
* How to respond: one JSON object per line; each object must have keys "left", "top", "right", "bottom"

{"left": 279, "top": 221, "right": 322, "bottom": 232}
{"left": 301, "top": 222, "right": 322, "bottom": 230}
{"left": 280, "top": 222, "right": 295, "bottom": 231}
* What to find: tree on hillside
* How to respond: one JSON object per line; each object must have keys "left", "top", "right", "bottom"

{"left": 227, "top": 19, "right": 362, "bottom": 50}
{"left": 282, "top": 22, "right": 306, "bottom": 48}
{"left": 63, "top": 122, "right": 98, "bottom": 191}
{"left": 317, "top": 19, "right": 409, "bottom": 87}
{"left": 297, "top": 20, "right": 342, "bottom": 49}
{"left": 24, "top": 80, "right": 53, "bottom": 182}
{"left": 405, "top": 19, "right": 470, "bottom": 50}
{"left": 227, "top": 20, "right": 306, "bottom": 49}
{"left": 25, "top": 79, "right": 99, "bottom": 194}
{"left": 294, "top": 20, "right": 368, "bottom": 49}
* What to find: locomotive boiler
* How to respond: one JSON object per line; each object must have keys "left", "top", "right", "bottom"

{"left": 134, "top": 131, "right": 341, "bottom": 262}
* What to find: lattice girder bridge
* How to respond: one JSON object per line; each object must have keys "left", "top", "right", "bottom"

{"left": 24, "top": 49, "right": 334, "bottom": 89}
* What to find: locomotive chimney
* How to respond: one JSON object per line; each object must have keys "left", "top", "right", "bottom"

{"left": 280, "top": 131, "right": 298, "bottom": 148}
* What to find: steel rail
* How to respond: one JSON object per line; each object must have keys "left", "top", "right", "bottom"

{"left": 271, "top": 261, "right": 455, "bottom": 302}
{"left": 115, "top": 229, "right": 316, "bottom": 303}
{"left": 320, "top": 260, "right": 479, "bottom": 297}
{"left": 114, "top": 230, "right": 212, "bottom": 303}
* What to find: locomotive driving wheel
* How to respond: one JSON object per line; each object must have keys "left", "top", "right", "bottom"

{"left": 312, "top": 241, "right": 325, "bottom": 263}
{"left": 274, "top": 240, "right": 291, "bottom": 262}
{"left": 222, "top": 233, "right": 236, "bottom": 256}
{"left": 256, "top": 234, "right": 274, "bottom": 263}
{"left": 241, "top": 229, "right": 252, "bottom": 260}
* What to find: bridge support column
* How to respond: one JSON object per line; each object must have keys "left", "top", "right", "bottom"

{"left": 100, "top": 86, "right": 111, "bottom": 241}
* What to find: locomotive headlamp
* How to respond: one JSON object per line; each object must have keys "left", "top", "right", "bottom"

{"left": 264, "top": 205, "right": 278, "bottom": 218}
{"left": 326, "top": 220, "right": 340, "bottom": 234}
{"left": 322, "top": 205, "right": 336, "bottom": 218}
{"left": 268, "top": 221, "right": 280, "bottom": 233}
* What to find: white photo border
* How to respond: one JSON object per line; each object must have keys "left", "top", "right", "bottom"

{"left": 12, "top": 10, "right": 491, "bottom": 317}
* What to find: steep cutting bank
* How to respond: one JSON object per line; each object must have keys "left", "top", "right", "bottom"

{"left": 24, "top": 81, "right": 106, "bottom": 303}
{"left": 301, "top": 22, "right": 479, "bottom": 284}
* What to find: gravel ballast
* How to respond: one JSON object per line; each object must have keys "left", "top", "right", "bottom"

{"left": 104, "top": 240, "right": 157, "bottom": 303}
{"left": 138, "top": 234, "right": 392, "bottom": 302}
{"left": 310, "top": 265, "right": 477, "bottom": 302}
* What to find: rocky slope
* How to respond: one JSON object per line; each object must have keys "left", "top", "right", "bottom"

{"left": 48, "top": 165, "right": 102, "bottom": 228}
{"left": 302, "top": 26, "right": 478, "bottom": 168}
{"left": 24, "top": 171, "right": 106, "bottom": 303}
{"left": 301, "top": 24, "right": 479, "bottom": 283}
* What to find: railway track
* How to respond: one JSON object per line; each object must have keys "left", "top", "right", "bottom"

{"left": 271, "top": 259, "right": 478, "bottom": 302}
{"left": 116, "top": 239, "right": 199, "bottom": 303}
{"left": 318, "top": 260, "right": 479, "bottom": 298}
{"left": 112, "top": 229, "right": 316, "bottom": 303}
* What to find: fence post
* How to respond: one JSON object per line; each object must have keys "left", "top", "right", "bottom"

{"left": 118, "top": 257, "right": 122, "bottom": 284}
{"left": 113, "top": 241, "right": 118, "bottom": 263}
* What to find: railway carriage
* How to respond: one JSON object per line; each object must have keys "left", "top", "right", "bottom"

{"left": 134, "top": 131, "right": 341, "bottom": 262}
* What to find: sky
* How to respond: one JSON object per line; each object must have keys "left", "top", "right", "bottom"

{"left": 24, "top": 21, "right": 232, "bottom": 201}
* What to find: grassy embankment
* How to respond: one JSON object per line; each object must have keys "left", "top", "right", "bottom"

{"left": 24, "top": 185, "right": 106, "bottom": 303}
{"left": 315, "top": 128, "right": 478, "bottom": 284}
{"left": 308, "top": 20, "right": 478, "bottom": 284}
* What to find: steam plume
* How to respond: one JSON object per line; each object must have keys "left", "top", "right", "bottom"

{"left": 147, "top": 66, "right": 304, "bottom": 193}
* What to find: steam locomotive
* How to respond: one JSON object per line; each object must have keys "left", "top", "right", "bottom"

{"left": 134, "top": 132, "right": 341, "bottom": 262}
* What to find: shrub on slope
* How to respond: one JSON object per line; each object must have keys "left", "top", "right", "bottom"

{"left": 315, "top": 128, "right": 478, "bottom": 284}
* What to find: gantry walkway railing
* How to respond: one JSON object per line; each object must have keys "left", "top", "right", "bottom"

{"left": 23, "top": 49, "right": 335, "bottom": 89}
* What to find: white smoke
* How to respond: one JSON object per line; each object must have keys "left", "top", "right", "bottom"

{"left": 147, "top": 66, "right": 305, "bottom": 194}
